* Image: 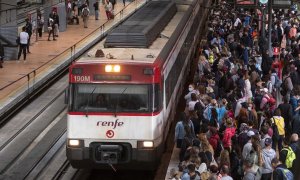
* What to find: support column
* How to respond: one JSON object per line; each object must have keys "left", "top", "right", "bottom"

{"left": 0, "top": 0, "right": 18, "bottom": 60}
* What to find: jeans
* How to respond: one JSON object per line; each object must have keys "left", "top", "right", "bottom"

{"left": 18, "top": 44, "right": 27, "bottom": 60}
{"left": 272, "top": 135, "right": 284, "bottom": 152}
{"left": 48, "top": 29, "right": 55, "bottom": 40}
{"left": 95, "top": 10, "right": 99, "bottom": 20}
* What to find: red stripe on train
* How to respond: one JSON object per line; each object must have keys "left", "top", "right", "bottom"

{"left": 68, "top": 111, "right": 161, "bottom": 116}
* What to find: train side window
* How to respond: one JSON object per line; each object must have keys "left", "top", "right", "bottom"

{"left": 153, "top": 84, "right": 162, "bottom": 112}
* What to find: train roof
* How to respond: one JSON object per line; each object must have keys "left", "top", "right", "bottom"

{"left": 77, "top": 1, "right": 193, "bottom": 65}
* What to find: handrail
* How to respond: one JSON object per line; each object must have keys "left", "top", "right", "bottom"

{"left": 0, "top": 0, "right": 142, "bottom": 91}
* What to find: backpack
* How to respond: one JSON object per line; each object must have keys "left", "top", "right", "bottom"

{"left": 272, "top": 74, "right": 282, "bottom": 88}
{"left": 272, "top": 117, "right": 280, "bottom": 140}
{"left": 82, "top": 8, "right": 89, "bottom": 17}
{"left": 280, "top": 76, "right": 290, "bottom": 96}
{"left": 282, "top": 147, "right": 296, "bottom": 169}
{"left": 277, "top": 167, "right": 294, "bottom": 180}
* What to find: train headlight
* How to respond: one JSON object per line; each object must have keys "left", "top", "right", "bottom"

{"left": 68, "top": 139, "right": 83, "bottom": 147}
{"left": 105, "top": 65, "right": 113, "bottom": 72}
{"left": 113, "top": 65, "right": 121, "bottom": 72}
{"left": 105, "top": 65, "right": 121, "bottom": 72}
{"left": 138, "top": 141, "right": 154, "bottom": 149}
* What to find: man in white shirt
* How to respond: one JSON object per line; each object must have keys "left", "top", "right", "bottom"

{"left": 18, "top": 26, "right": 29, "bottom": 61}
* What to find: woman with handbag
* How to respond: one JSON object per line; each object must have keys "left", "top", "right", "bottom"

{"left": 47, "top": 18, "right": 56, "bottom": 41}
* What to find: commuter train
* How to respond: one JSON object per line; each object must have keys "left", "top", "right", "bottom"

{"left": 66, "top": 0, "right": 210, "bottom": 169}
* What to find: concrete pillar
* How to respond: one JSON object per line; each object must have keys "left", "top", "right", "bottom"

{"left": 44, "top": 2, "right": 66, "bottom": 32}
{"left": 0, "top": 0, "right": 18, "bottom": 60}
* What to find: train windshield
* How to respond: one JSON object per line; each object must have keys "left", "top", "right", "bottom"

{"left": 70, "top": 84, "right": 161, "bottom": 113}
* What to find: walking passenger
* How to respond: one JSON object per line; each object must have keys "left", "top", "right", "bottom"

{"left": 18, "top": 27, "right": 29, "bottom": 61}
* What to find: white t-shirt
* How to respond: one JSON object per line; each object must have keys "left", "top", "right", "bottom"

{"left": 20, "top": 31, "right": 29, "bottom": 44}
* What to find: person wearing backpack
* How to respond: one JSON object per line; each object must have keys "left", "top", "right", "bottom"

{"left": 271, "top": 108, "right": 285, "bottom": 152}
{"left": 272, "top": 157, "right": 294, "bottom": 180}
{"left": 279, "top": 138, "right": 296, "bottom": 170}
{"left": 81, "top": 5, "right": 90, "bottom": 28}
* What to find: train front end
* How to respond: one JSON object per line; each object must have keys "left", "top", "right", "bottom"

{"left": 66, "top": 62, "right": 164, "bottom": 169}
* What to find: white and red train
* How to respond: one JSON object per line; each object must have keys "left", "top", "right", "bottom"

{"left": 66, "top": 0, "right": 210, "bottom": 169}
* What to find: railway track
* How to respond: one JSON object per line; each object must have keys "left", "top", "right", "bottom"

{"left": 0, "top": 76, "right": 68, "bottom": 179}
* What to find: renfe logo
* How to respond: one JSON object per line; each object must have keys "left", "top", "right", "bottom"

{"left": 96, "top": 119, "right": 124, "bottom": 129}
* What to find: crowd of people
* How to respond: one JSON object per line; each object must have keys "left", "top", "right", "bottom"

{"left": 173, "top": 1, "right": 300, "bottom": 180}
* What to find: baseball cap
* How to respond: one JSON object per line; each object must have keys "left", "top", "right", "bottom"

{"left": 247, "top": 130, "right": 255, "bottom": 137}
{"left": 265, "top": 138, "right": 272, "bottom": 146}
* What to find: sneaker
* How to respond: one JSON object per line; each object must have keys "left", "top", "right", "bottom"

{"left": 53, "top": 39, "right": 57, "bottom": 41}
{"left": 48, "top": 39, "right": 51, "bottom": 41}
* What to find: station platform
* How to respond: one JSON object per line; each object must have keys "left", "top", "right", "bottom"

{"left": 164, "top": 146, "right": 180, "bottom": 180}
{"left": 0, "top": 0, "right": 147, "bottom": 117}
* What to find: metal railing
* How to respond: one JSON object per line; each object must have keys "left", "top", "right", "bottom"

{"left": 0, "top": 0, "right": 144, "bottom": 99}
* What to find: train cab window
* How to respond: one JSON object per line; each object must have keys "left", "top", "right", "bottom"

{"left": 70, "top": 84, "right": 153, "bottom": 113}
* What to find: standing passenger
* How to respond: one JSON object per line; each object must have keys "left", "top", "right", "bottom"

{"left": 37, "top": 11, "right": 44, "bottom": 37}
{"left": 81, "top": 5, "right": 90, "bottom": 28}
{"left": 47, "top": 18, "right": 56, "bottom": 41}
{"left": 24, "top": 18, "right": 32, "bottom": 53}
{"left": 49, "top": 11, "right": 60, "bottom": 37}
{"left": 18, "top": 27, "right": 29, "bottom": 61}
{"left": 93, "top": 0, "right": 99, "bottom": 20}
{"left": 105, "top": 0, "right": 113, "bottom": 20}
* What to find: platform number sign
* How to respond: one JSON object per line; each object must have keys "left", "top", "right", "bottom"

{"left": 106, "top": 130, "right": 115, "bottom": 138}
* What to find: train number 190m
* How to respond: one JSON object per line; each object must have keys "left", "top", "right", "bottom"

{"left": 74, "top": 76, "right": 91, "bottom": 82}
